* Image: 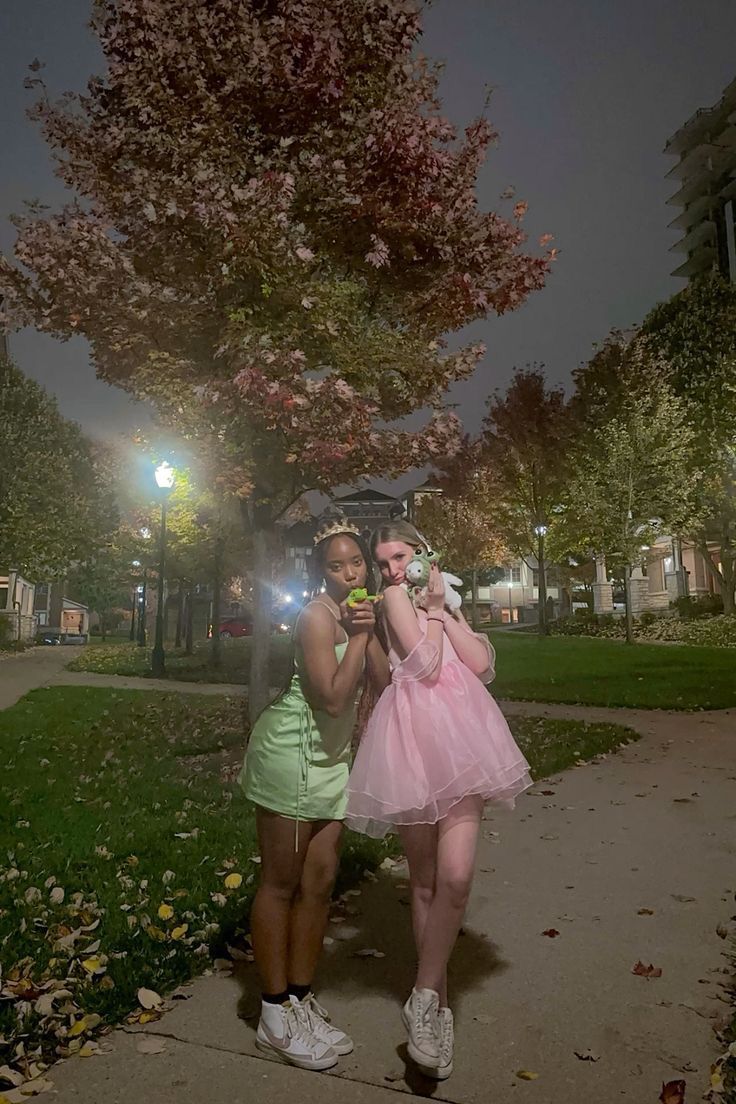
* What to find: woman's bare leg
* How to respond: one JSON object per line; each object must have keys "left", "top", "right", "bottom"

{"left": 288, "top": 819, "right": 343, "bottom": 987}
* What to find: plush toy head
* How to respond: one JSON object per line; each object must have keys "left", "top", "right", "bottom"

{"left": 404, "top": 548, "right": 440, "bottom": 588}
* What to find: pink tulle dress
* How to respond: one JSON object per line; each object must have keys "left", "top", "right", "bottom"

{"left": 345, "top": 610, "right": 533, "bottom": 838}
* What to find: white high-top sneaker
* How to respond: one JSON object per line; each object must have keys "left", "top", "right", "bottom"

{"left": 301, "top": 993, "right": 354, "bottom": 1055}
{"left": 401, "top": 987, "right": 440, "bottom": 1069}
{"left": 435, "top": 1006, "right": 454, "bottom": 1079}
{"left": 256, "top": 995, "right": 338, "bottom": 1071}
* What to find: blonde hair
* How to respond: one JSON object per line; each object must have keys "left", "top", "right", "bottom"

{"left": 370, "top": 520, "right": 427, "bottom": 558}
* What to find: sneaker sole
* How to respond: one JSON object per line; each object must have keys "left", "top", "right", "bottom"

{"left": 417, "top": 1058, "right": 453, "bottom": 1080}
{"left": 401, "top": 1008, "right": 441, "bottom": 1070}
{"left": 328, "top": 1038, "right": 354, "bottom": 1056}
{"left": 255, "top": 1036, "right": 338, "bottom": 1071}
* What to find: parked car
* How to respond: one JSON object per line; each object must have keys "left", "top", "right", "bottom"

{"left": 216, "top": 616, "right": 253, "bottom": 639}
{"left": 36, "top": 630, "right": 87, "bottom": 646}
{"left": 210, "top": 615, "right": 291, "bottom": 639}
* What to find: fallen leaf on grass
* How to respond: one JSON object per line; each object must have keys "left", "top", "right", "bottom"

{"left": 659, "top": 1080, "right": 686, "bottom": 1104}
{"left": 516, "top": 1070, "right": 539, "bottom": 1081}
{"left": 136, "top": 1037, "right": 167, "bottom": 1055}
{"left": 157, "top": 904, "right": 174, "bottom": 921}
{"left": 632, "top": 961, "right": 662, "bottom": 978}
{"left": 574, "top": 1049, "right": 600, "bottom": 1062}
{"left": 224, "top": 873, "right": 242, "bottom": 890}
{"left": 137, "top": 988, "right": 162, "bottom": 1010}
{"left": 541, "top": 929, "right": 560, "bottom": 938}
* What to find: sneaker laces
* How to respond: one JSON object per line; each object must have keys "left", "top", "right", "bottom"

{"left": 303, "top": 993, "right": 330, "bottom": 1023}
{"left": 438, "top": 1009, "right": 453, "bottom": 1059}
{"left": 284, "top": 998, "right": 321, "bottom": 1051}
{"left": 413, "top": 992, "right": 438, "bottom": 1047}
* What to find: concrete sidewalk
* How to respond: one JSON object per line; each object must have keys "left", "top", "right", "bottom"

{"left": 0, "top": 645, "right": 78, "bottom": 709}
{"left": 46, "top": 705, "right": 735, "bottom": 1103}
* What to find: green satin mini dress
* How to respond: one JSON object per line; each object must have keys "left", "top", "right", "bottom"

{"left": 238, "top": 639, "right": 356, "bottom": 826}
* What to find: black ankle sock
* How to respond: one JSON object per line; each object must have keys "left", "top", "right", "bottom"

{"left": 288, "top": 982, "right": 312, "bottom": 1002}
{"left": 262, "top": 990, "right": 289, "bottom": 1005}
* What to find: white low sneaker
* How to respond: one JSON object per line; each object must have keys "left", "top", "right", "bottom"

{"left": 256, "top": 995, "right": 338, "bottom": 1071}
{"left": 301, "top": 993, "right": 354, "bottom": 1055}
{"left": 401, "top": 987, "right": 440, "bottom": 1069}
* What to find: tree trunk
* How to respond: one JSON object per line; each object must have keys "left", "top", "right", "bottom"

{"left": 101, "top": 615, "right": 107, "bottom": 643}
{"left": 185, "top": 587, "right": 194, "bottom": 655}
{"left": 175, "top": 579, "right": 185, "bottom": 649}
{"left": 129, "top": 596, "right": 136, "bottom": 641}
{"left": 623, "top": 565, "right": 635, "bottom": 644}
{"left": 249, "top": 520, "right": 274, "bottom": 724}
{"left": 470, "top": 566, "right": 479, "bottom": 630}
{"left": 211, "top": 538, "right": 224, "bottom": 670}
{"left": 537, "top": 531, "right": 549, "bottom": 636}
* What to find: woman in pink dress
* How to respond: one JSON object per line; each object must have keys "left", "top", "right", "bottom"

{"left": 346, "top": 520, "right": 532, "bottom": 1080}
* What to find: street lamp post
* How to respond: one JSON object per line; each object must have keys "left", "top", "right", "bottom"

{"left": 151, "top": 463, "right": 175, "bottom": 677}
{"left": 534, "top": 524, "right": 549, "bottom": 634}
{"left": 136, "top": 530, "right": 151, "bottom": 648}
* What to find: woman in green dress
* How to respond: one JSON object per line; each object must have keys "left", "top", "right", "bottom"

{"left": 239, "top": 513, "right": 390, "bottom": 1072}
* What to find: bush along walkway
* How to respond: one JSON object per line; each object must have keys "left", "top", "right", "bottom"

{"left": 38, "top": 701, "right": 736, "bottom": 1104}
{"left": 0, "top": 684, "right": 635, "bottom": 1101}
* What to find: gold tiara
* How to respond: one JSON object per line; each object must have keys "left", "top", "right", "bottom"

{"left": 313, "top": 518, "right": 362, "bottom": 546}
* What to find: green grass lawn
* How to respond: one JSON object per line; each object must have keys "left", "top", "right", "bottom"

{"left": 488, "top": 631, "right": 736, "bottom": 710}
{"left": 67, "top": 636, "right": 295, "bottom": 685}
{"left": 71, "top": 632, "right": 736, "bottom": 710}
{"left": 0, "top": 685, "right": 635, "bottom": 1084}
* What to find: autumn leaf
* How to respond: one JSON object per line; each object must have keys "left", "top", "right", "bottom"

{"left": 224, "top": 873, "right": 242, "bottom": 890}
{"left": 171, "top": 924, "right": 188, "bottom": 941}
{"left": 157, "top": 904, "right": 174, "bottom": 921}
{"left": 137, "top": 988, "right": 162, "bottom": 1010}
{"left": 631, "top": 961, "right": 662, "bottom": 978}
{"left": 659, "top": 1080, "right": 686, "bottom": 1104}
{"left": 516, "top": 1070, "right": 539, "bottom": 1081}
{"left": 80, "top": 956, "right": 104, "bottom": 974}
{"left": 541, "top": 929, "right": 560, "bottom": 938}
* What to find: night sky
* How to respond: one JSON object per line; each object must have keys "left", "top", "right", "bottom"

{"left": 2, "top": 1, "right": 735, "bottom": 483}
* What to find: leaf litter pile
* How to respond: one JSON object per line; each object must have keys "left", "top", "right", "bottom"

{"left": 0, "top": 686, "right": 393, "bottom": 1097}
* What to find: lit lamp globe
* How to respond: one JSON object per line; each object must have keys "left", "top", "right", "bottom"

{"left": 155, "top": 461, "right": 175, "bottom": 490}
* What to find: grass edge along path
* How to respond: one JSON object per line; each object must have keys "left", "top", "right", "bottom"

{"left": 69, "top": 633, "right": 736, "bottom": 711}
{"left": 0, "top": 686, "right": 636, "bottom": 1094}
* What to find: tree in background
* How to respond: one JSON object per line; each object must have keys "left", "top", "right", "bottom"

{"left": 568, "top": 357, "right": 702, "bottom": 643}
{"left": 480, "top": 369, "right": 574, "bottom": 635}
{"left": 417, "top": 441, "right": 508, "bottom": 628}
{"left": 640, "top": 275, "right": 736, "bottom": 613}
{"left": 0, "top": 359, "right": 116, "bottom": 581}
{"left": 1, "top": 0, "right": 552, "bottom": 715}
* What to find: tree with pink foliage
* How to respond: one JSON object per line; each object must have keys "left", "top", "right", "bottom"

{"left": 1, "top": 0, "right": 553, "bottom": 715}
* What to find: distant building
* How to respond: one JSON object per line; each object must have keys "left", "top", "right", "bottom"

{"left": 664, "top": 76, "right": 736, "bottom": 281}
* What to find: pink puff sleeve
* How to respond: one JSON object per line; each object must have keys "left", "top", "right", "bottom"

{"left": 475, "top": 634, "right": 496, "bottom": 684}
{"left": 391, "top": 636, "right": 442, "bottom": 682}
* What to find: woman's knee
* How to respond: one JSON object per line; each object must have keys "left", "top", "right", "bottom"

{"left": 436, "top": 870, "right": 473, "bottom": 911}
{"left": 300, "top": 857, "right": 338, "bottom": 903}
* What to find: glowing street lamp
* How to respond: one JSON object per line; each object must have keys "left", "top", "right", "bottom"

{"left": 151, "top": 462, "right": 176, "bottom": 677}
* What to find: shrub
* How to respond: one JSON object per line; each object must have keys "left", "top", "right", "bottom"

{"left": 673, "top": 593, "right": 724, "bottom": 620}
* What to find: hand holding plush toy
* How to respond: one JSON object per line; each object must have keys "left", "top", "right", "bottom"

{"left": 346, "top": 587, "right": 382, "bottom": 607}
{"left": 405, "top": 549, "right": 464, "bottom": 612}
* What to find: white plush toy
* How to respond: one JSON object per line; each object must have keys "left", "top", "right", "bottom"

{"left": 441, "top": 572, "right": 464, "bottom": 612}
